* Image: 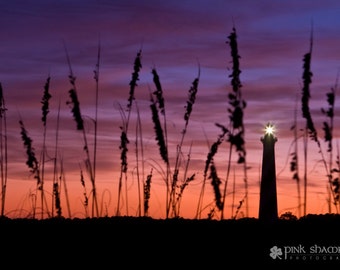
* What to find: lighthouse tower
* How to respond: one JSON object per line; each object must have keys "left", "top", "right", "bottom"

{"left": 259, "top": 123, "right": 278, "bottom": 222}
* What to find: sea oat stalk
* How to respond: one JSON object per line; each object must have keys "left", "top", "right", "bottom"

{"left": 0, "top": 83, "right": 7, "bottom": 217}
{"left": 196, "top": 123, "right": 228, "bottom": 219}
{"left": 135, "top": 102, "right": 145, "bottom": 216}
{"left": 150, "top": 68, "right": 172, "bottom": 217}
{"left": 223, "top": 26, "right": 248, "bottom": 219}
{"left": 143, "top": 169, "right": 152, "bottom": 217}
{"left": 40, "top": 75, "right": 52, "bottom": 219}
{"left": 80, "top": 167, "right": 89, "bottom": 218}
{"left": 64, "top": 43, "right": 98, "bottom": 217}
{"left": 289, "top": 95, "right": 302, "bottom": 217}
{"left": 300, "top": 26, "right": 330, "bottom": 215}
{"left": 321, "top": 77, "right": 339, "bottom": 213}
{"left": 116, "top": 49, "right": 142, "bottom": 216}
{"left": 19, "top": 119, "right": 40, "bottom": 218}
{"left": 93, "top": 37, "right": 101, "bottom": 191}
{"left": 170, "top": 67, "right": 200, "bottom": 217}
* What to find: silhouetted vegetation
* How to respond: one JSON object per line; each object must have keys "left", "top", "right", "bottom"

{"left": 0, "top": 25, "right": 339, "bottom": 222}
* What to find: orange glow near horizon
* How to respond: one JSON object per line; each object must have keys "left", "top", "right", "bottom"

{"left": 3, "top": 175, "right": 333, "bottom": 220}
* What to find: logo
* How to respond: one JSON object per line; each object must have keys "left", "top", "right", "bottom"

{"left": 269, "top": 244, "right": 340, "bottom": 261}
{"left": 270, "top": 246, "right": 283, "bottom": 259}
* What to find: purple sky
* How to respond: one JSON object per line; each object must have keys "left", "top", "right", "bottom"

{"left": 1, "top": 0, "right": 340, "bottom": 219}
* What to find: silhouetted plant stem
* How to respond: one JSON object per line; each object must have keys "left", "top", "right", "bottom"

{"left": 321, "top": 75, "right": 339, "bottom": 213}
{"left": 64, "top": 42, "right": 99, "bottom": 217}
{"left": 223, "top": 26, "right": 248, "bottom": 219}
{"left": 144, "top": 168, "right": 152, "bottom": 217}
{"left": 332, "top": 142, "right": 340, "bottom": 210}
{"left": 301, "top": 30, "right": 314, "bottom": 216}
{"left": 196, "top": 124, "right": 228, "bottom": 219}
{"left": 210, "top": 163, "right": 223, "bottom": 211}
{"left": 300, "top": 26, "right": 330, "bottom": 216}
{"left": 174, "top": 142, "right": 195, "bottom": 216}
{"left": 135, "top": 102, "right": 145, "bottom": 216}
{"left": 223, "top": 136, "right": 233, "bottom": 219}
{"left": 0, "top": 83, "right": 8, "bottom": 217}
{"left": 149, "top": 94, "right": 170, "bottom": 218}
{"left": 40, "top": 75, "right": 52, "bottom": 219}
{"left": 290, "top": 94, "right": 302, "bottom": 218}
{"left": 80, "top": 166, "right": 89, "bottom": 218}
{"left": 231, "top": 167, "right": 236, "bottom": 218}
{"left": 150, "top": 68, "right": 171, "bottom": 218}
{"left": 171, "top": 66, "right": 200, "bottom": 217}
{"left": 52, "top": 181, "right": 61, "bottom": 217}
{"left": 116, "top": 49, "right": 142, "bottom": 216}
{"left": 117, "top": 115, "right": 128, "bottom": 216}
{"left": 93, "top": 37, "right": 101, "bottom": 196}
{"left": 52, "top": 99, "right": 63, "bottom": 217}
{"left": 60, "top": 156, "right": 71, "bottom": 218}
{"left": 233, "top": 194, "right": 246, "bottom": 219}
{"left": 19, "top": 119, "right": 40, "bottom": 219}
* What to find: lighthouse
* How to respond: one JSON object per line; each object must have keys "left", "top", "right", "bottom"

{"left": 259, "top": 123, "right": 278, "bottom": 222}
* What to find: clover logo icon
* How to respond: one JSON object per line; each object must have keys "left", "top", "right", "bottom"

{"left": 269, "top": 246, "right": 282, "bottom": 259}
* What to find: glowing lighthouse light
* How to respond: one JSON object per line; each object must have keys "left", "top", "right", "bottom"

{"left": 264, "top": 123, "right": 275, "bottom": 135}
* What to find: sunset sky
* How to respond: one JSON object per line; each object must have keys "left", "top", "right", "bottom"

{"left": 1, "top": 0, "right": 340, "bottom": 220}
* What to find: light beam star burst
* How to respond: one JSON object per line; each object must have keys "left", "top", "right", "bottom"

{"left": 264, "top": 123, "right": 275, "bottom": 136}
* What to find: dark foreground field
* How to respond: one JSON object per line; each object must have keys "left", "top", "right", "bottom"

{"left": 2, "top": 214, "right": 340, "bottom": 267}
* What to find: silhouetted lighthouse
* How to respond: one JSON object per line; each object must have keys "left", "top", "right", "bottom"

{"left": 259, "top": 123, "right": 278, "bottom": 222}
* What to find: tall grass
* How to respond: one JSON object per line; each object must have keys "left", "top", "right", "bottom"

{"left": 7, "top": 27, "right": 340, "bottom": 221}
{"left": 196, "top": 123, "right": 228, "bottom": 219}
{"left": 149, "top": 66, "right": 200, "bottom": 218}
{"left": 321, "top": 76, "right": 339, "bottom": 213}
{"left": 300, "top": 27, "right": 330, "bottom": 216}
{"left": 170, "top": 66, "right": 200, "bottom": 217}
{"left": 19, "top": 119, "right": 41, "bottom": 218}
{"left": 173, "top": 143, "right": 195, "bottom": 216}
{"left": 18, "top": 75, "right": 54, "bottom": 219}
{"left": 149, "top": 67, "right": 170, "bottom": 217}
{"left": 64, "top": 43, "right": 99, "bottom": 217}
{"left": 333, "top": 143, "right": 340, "bottom": 209}
{"left": 149, "top": 92, "right": 168, "bottom": 164}
{"left": 223, "top": 26, "right": 248, "bottom": 219}
{"left": 40, "top": 75, "right": 52, "bottom": 219}
{"left": 51, "top": 99, "right": 68, "bottom": 218}
{"left": 93, "top": 37, "right": 101, "bottom": 204}
{"left": 116, "top": 49, "right": 142, "bottom": 216}
{"left": 0, "top": 83, "right": 7, "bottom": 217}
{"left": 301, "top": 30, "right": 316, "bottom": 216}
{"left": 80, "top": 167, "right": 89, "bottom": 217}
{"left": 143, "top": 168, "right": 152, "bottom": 217}
{"left": 289, "top": 94, "right": 302, "bottom": 217}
